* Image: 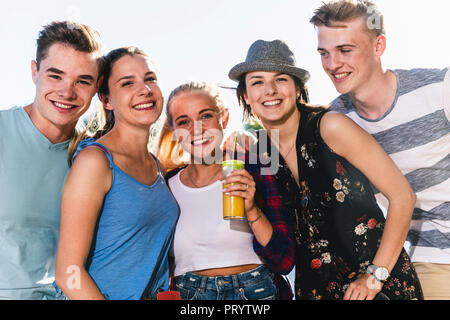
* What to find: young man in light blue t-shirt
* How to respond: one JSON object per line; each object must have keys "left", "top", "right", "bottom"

{"left": 0, "top": 21, "right": 103, "bottom": 299}
{"left": 310, "top": 0, "right": 449, "bottom": 299}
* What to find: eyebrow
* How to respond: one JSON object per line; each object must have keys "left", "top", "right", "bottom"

{"left": 46, "top": 67, "right": 64, "bottom": 74}
{"left": 317, "top": 44, "right": 357, "bottom": 51}
{"left": 248, "top": 72, "right": 287, "bottom": 80}
{"left": 79, "top": 74, "right": 95, "bottom": 82}
{"left": 46, "top": 67, "right": 95, "bottom": 82}
{"left": 199, "top": 108, "right": 216, "bottom": 114}
{"left": 174, "top": 108, "right": 216, "bottom": 122}
{"left": 116, "top": 71, "right": 156, "bottom": 84}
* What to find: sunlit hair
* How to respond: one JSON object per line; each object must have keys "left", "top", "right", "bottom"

{"left": 310, "top": 0, "right": 385, "bottom": 38}
{"left": 165, "top": 81, "right": 226, "bottom": 126}
{"left": 156, "top": 81, "right": 226, "bottom": 173}
{"left": 67, "top": 46, "right": 152, "bottom": 165}
{"left": 36, "top": 21, "right": 104, "bottom": 72}
{"left": 236, "top": 74, "right": 310, "bottom": 121}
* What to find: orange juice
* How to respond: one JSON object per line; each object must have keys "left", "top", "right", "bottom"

{"left": 222, "top": 160, "right": 245, "bottom": 220}
{"left": 223, "top": 183, "right": 245, "bottom": 220}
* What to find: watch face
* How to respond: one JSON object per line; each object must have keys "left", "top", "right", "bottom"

{"left": 374, "top": 267, "right": 389, "bottom": 281}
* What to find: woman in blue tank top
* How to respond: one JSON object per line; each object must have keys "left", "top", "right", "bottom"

{"left": 54, "top": 47, "right": 179, "bottom": 300}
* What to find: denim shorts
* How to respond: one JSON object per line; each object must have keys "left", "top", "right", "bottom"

{"left": 173, "top": 265, "right": 277, "bottom": 300}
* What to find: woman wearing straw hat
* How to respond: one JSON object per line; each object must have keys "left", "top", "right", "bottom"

{"left": 157, "top": 81, "right": 294, "bottom": 300}
{"left": 228, "top": 39, "right": 423, "bottom": 300}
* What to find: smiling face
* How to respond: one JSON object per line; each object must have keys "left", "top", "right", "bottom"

{"left": 317, "top": 17, "right": 385, "bottom": 96}
{"left": 102, "top": 54, "right": 163, "bottom": 129}
{"left": 243, "top": 71, "right": 300, "bottom": 127}
{"left": 169, "top": 90, "right": 228, "bottom": 162}
{"left": 31, "top": 42, "right": 100, "bottom": 135}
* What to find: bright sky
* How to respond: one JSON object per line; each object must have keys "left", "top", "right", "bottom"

{"left": 0, "top": 0, "right": 448, "bottom": 290}
{"left": 1, "top": 0, "right": 449, "bottom": 135}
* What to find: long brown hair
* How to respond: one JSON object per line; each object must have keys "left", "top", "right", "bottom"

{"left": 67, "top": 46, "right": 150, "bottom": 165}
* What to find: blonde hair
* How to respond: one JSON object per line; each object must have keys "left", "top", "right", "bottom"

{"left": 156, "top": 81, "right": 226, "bottom": 173}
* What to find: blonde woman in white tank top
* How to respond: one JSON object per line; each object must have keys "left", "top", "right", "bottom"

{"left": 157, "top": 81, "right": 293, "bottom": 300}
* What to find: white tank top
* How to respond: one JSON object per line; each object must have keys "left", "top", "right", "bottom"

{"left": 168, "top": 169, "right": 263, "bottom": 277}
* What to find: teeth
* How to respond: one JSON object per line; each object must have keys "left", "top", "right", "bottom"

{"left": 263, "top": 100, "right": 281, "bottom": 106}
{"left": 54, "top": 102, "right": 74, "bottom": 109}
{"left": 192, "top": 137, "right": 212, "bottom": 145}
{"left": 133, "top": 102, "right": 154, "bottom": 109}
{"left": 334, "top": 72, "right": 350, "bottom": 79}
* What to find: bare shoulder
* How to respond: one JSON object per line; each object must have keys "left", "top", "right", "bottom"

{"left": 73, "top": 146, "right": 110, "bottom": 167}
{"left": 319, "top": 111, "right": 373, "bottom": 157}
{"left": 69, "top": 146, "right": 112, "bottom": 183}
{"left": 319, "top": 111, "right": 361, "bottom": 139}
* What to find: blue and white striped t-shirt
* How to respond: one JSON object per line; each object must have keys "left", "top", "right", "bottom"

{"left": 329, "top": 67, "right": 450, "bottom": 264}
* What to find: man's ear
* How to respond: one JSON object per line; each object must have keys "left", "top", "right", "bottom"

{"left": 374, "top": 35, "right": 386, "bottom": 58}
{"left": 31, "top": 60, "right": 38, "bottom": 84}
{"left": 221, "top": 108, "right": 230, "bottom": 130}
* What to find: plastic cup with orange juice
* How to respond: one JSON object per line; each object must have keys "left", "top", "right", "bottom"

{"left": 222, "top": 160, "right": 245, "bottom": 220}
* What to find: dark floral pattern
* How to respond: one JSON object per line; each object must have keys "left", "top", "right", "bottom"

{"left": 276, "top": 107, "right": 423, "bottom": 300}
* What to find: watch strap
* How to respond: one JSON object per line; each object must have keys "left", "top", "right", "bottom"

{"left": 366, "top": 264, "right": 389, "bottom": 282}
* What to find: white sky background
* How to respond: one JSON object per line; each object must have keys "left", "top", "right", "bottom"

{"left": 0, "top": 0, "right": 449, "bottom": 134}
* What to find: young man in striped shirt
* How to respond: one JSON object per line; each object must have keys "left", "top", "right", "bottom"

{"left": 310, "top": 0, "right": 449, "bottom": 299}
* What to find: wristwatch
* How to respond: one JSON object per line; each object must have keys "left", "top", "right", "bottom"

{"left": 366, "top": 264, "right": 390, "bottom": 282}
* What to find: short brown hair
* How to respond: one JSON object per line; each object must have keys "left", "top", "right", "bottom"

{"left": 36, "top": 21, "right": 103, "bottom": 71}
{"left": 310, "top": 0, "right": 385, "bottom": 38}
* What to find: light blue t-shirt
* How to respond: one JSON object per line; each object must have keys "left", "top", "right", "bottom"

{"left": 72, "top": 139, "right": 179, "bottom": 300}
{"left": 0, "top": 107, "right": 69, "bottom": 299}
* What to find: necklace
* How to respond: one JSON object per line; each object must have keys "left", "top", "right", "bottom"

{"left": 186, "top": 165, "right": 221, "bottom": 188}
{"left": 281, "top": 141, "right": 296, "bottom": 160}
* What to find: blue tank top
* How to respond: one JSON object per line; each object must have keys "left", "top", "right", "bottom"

{"left": 72, "top": 139, "right": 179, "bottom": 300}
